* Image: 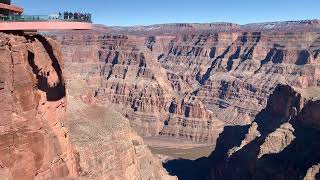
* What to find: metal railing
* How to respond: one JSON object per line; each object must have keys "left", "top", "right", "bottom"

{"left": 0, "top": 13, "right": 92, "bottom": 22}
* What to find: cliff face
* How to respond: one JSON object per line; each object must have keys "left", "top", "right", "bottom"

{"left": 0, "top": 33, "right": 175, "bottom": 180}
{"left": 51, "top": 23, "right": 320, "bottom": 144}
{"left": 55, "top": 34, "right": 224, "bottom": 144}
{"left": 163, "top": 84, "right": 320, "bottom": 180}
{"left": 207, "top": 84, "right": 320, "bottom": 180}
{"left": 0, "top": 33, "right": 79, "bottom": 179}
{"left": 65, "top": 69, "right": 176, "bottom": 180}
{"left": 156, "top": 31, "right": 320, "bottom": 125}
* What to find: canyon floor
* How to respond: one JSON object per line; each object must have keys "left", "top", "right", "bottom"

{"left": 144, "top": 137, "right": 214, "bottom": 160}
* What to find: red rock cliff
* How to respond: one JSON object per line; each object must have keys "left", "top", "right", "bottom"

{"left": 54, "top": 34, "right": 224, "bottom": 144}
{"left": 0, "top": 33, "right": 175, "bottom": 180}
{"left": 51, "top": 27, "right": 320, "bottom": 144}
{"left": 0, "top": 33, "right": 80, "bottom": 179}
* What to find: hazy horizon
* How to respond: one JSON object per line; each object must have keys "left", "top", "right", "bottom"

{"left": 13, "top": 0, "right": 320, "bottom": 26}
{"left": 100, "top": 18, "right": 320, "bottom": 27}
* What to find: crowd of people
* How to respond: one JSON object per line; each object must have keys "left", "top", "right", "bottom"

{"left": 59, "top": 12, "right": 91, "bottom": 21}
{"left": 0, "top": 11, "right": 91, "bottom": 22}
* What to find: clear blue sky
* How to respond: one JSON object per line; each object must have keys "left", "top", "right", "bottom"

{"left": 13, "top": 0, "right": 320, "bottom": 26}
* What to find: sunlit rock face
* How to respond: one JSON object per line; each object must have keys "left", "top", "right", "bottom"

{"left": 54, "top": 34, "right": 224, "bottom": 144}
{"left": 0, "top": 33, "right": 80, "bottom": 179}
{"left": 50, "top": 21, "right": 320, "bottom": 145}
{"left": 40, "top": 20, "right": 320, "bottom": 180}
{"left": 0, "top": 33, "right": 175, "bottom": 180}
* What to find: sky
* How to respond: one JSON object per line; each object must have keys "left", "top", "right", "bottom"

{"left": 12, "top": 0, "right": 320, "bottom": 26}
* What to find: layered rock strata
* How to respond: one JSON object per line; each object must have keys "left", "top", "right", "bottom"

{"left": 66, "top": 78, "right": 176, "bottom": 180}
{"left": 156, "top": 31, "right": 320, "bottom": 125}
{"left": 208, "top": 84, "right": 320, "bottom": 180}
{"left": 0, "top": 33, "right": 79, "bottom": 179}
{"left": 55, "top": 34, "right": 224, "bottom": 143}
{"left": 0, "top": 33, "right": 175, "bottom": 180}
{"left": 50, "top": 22, "right": 320, "bottom": 144}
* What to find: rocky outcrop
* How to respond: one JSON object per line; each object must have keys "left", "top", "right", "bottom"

{"left": 0, "top": 33, "right": 175, "bottom": 180}
{"left": 163, "top": 84, "right": 320, "bottom": 180}
{"left": 304, "top": 164, "right": 320, "bottom": 180}
{"left": 0, "top": 33, "right": 79, "bottom": 179}
{"left": 207, "top": 84, "right": 320, "bottom": 180}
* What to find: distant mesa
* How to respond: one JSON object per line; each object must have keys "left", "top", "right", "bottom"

{"left": 105, "top": 19, "right": 320, "bottom": 36}
{"left": 0, "top": 0, "right": 92, "bottom": 31}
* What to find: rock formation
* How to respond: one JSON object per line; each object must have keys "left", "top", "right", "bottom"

{"left": 163, "top": 84, "right": 320, "bottom": 180}
{"left": 0, "top": 33, "right": 175, "bottom": 180}
{"left": 49, "top": 20, "right": 320, "bottom": 145}
{"left": 52, "top": 34, "right": 224, "bottom": 144}
{"left": 65, "top": 74, "right": 176, "bottom": 180}
{"left": 207, "top": 84, "right": 320, "bottom": 180}
{"left": 47, "top": 20, "right": 320, "bottom": 179}
{"left": 0, "top": 33, "right": 79, "bottom": 179}
{"left": 4, "top": 18, "right": 320, "bottom": 180}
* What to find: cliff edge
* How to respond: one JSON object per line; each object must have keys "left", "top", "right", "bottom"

{"left": 0, "top": 33, "right": 175, "bottom": 180}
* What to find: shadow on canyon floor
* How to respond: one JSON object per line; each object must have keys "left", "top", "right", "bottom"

{"left": 163, "top": 124, "right": 250, "bottom": 180}
{"left": 163, "top": 108, "right": 320, "bottom": 180}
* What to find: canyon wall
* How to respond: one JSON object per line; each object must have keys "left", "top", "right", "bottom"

{"left": 163, "top": 84, "right": 320, "bottom": 180}
{"left": 65, "top": 73, "right": 176, "bottom": 180}
{"left": 51, "top": 21, "right": 320, "bottom": 144}
{"left": 55, "top": 34, "right": 224, "bottom": 144}
{"left": 0, "top": 33, "right": 175, "bottom": 180}
{"left": 207, "top": 84, "right": 320, "bottom": 180}
{"left": 0, "top": 33, "right": 79, "bottom": 179}
{"left": 156, "top": 31, "right": 320, "bottom": 125}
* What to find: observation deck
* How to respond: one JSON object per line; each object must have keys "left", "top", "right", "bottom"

{"left": 0, "top": 0, "right": 92, "bottom": 31}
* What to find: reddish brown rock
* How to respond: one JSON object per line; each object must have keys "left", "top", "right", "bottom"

{"left": 158, "top": 31, "right": 320, "bottom": 125}
{"left": 50, "top": 24, "right": 320, "bottom": 145}
{"left": 43, "top": 20, "right": 320, "bottom": 179}
{"left": 66, "top": 79, "right": 176, "bottom": 180}
{"left": 207, "top": 84, "right": 320, "bottom": 180}
{"left": 0, "top": 33, "right": 175, "bottom": 180}
{"left": 54, "top": 34, "right": 223, "bottom": 144}
{"left": 0, "top": 33, "right": 80, "bottom": 179}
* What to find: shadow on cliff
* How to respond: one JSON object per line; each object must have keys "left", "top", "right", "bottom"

{"left": 207, "top": 110, "right": 274, "bottom": 180}
{"left": 164, "top": 103, "right": 280, "bottom": 180}
{"left": 197, "top": 46, "right": 231, "bottom": 85}
{"left": 251, "top": 120, "right": 320, "bottom": 180}
{"left": 163, "top": 125, "right": 250, "bottom": 180}
{"left": 27, "top": 35, "right": 66, "bottom": 101}
{"left": 164, "top": 99, "right": 320, "bottom": 179}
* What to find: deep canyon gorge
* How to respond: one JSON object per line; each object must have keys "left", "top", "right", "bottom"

{"left": 1, "top": 19, "right": 320, "bottom": 180}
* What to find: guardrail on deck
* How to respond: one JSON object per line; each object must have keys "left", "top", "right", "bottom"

{"left": 0, "top": 13, "right": 92, "bottom": 23}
